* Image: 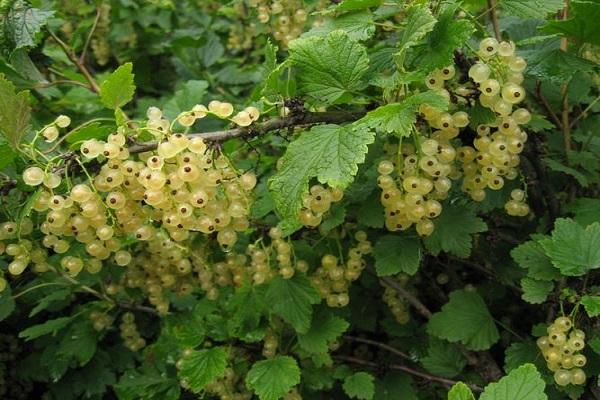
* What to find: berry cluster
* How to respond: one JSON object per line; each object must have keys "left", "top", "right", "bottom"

{"left": 262, "top": 328, "right": 279, "bottom": 358}
{"left": 311, "top": 232, "right": 372, "bottom": 308}
{"left": 537, "top": 316, "right": 587, "bottom": 386}
{"left": 298, "top": 185, "right": 344, "bottom": 228}
{"left": 89, "top": 310, "right": 114, "bottom": 331}
{"left": 119, "top": 312, "right": 146, "bottom": 352}
{"left": 382, "top": 283, "right": 410, "bottom": 324}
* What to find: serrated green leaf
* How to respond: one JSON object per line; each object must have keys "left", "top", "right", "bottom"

{"left": 320, "top": 204, "right": 347, "bottom": 233}
{"left": 0, "top": 286, "right": 16, "bottom": 322}
{"left": 246, "top": 356, "right": 301, "bottom": 400}
{"left": 423, "top": 205, "right": 487, "bottom": 258}
{"left": 501, "top": 0, "right": 563, "bottom": 19}
{"left": 355, "top": 91, "right": 448, "bottom": 137}
{"left": 428, "top": 289, "right": 499, "bottom": 350}
{"left": 115, "top": 368, "right": 180, "bottom": 400}
{"left": 589, "top": 337, "right": 600, "bottom": 355}
{"left": 29, "top": 288, "right": 71, "bottom": 317}
{"left": 343, "top": 372, "right": 375, "bottom": 400}
{"left": 177, "top": 347, "right": 228, "bottom": 393}
{"left": 0, "top": 74, "right": 31, "bottom": 149}
{"left": 398, "top": 6, "right": 437, "bottom": 56}
{"left": 227, "top": 284, "right": 268, "bottom": 335}
{"left": 564, "top": 198, "right": 600, "bottom": 226}
{"left": 5, "top": 1, "right": 54, "bottom": 50}
{"left": 334, "top": 0, "right": 383, "bottom": 11}
{"left": 100, "top": 63, "right": 135, "bottom": 109}
{"left": 305, "top": 11, "right": 375, "bottom": 41}
{"left": 373, "top": 234, "right": 422, "bottom": 276}
{"left": 539, "top": 218, "right": 600, "bottom": 276}
{"left": 412, "top": 3, "right": 474, "bottom": 73}
{"left": 19, "top": 316, "right": 73, "bottom": 341}
{"left": 448, "top": 382, "right": 475, "bottom": 400}
{"left": 57, "top": 321, "right": 98, "bottom": 366}
{"left": 480, "top": 364, "right": 547, "bottom": 400}
{"left": 163, "top": 80, "right": 208, "bottom": 120}
{"left": 580, "top": 295, "right": 600, "bottom": 317}
{"left": 520, "top": 278, "right": 553, "bottom": 304}
{"left": 266, "top": 275, "right": 321, "bottom": 334}
{"left": 289, "top": 30, "right": 369, "bottom": 104}
{"left": 511, "top": 240, "right": 561, "bottom": 281}
{"left": 298, "top": 309, "right": 349, "bottom": 354}
{"left": 526, "top": 50, "right": 597, "bottom": 86}
{"left": 542, "top": 1, "right": 600, "bottom": 46}
{"left": 421, "top": 338, "right": 467, "bottom": 378}
{"left": 504, "top": 342, "right": 544, "bottom": 373}
{"left": 269, "top": 124, "right": 375, "bottom": 224}
{"left": 0, "top": 140, "right": 16, "bottom": 170}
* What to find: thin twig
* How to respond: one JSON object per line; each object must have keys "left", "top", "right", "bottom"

{"left": 487, "top": 0, "right": 501, "bottom": 40}
{"left": 379, "top": 276, "right": 433, "bottom": 319}
{"left": 343, "top": 335, "right": 412, "bottom": 361}
{"left": 570, "top": 94, "right": 600, "bottom": 128}
{"left": 80, "top": 7, "right": 102, "bottom": 64}
{"left": 534, "top": 81, "right": 563, "bottom": 130}
{"left": 560, "top": 0, "right": 572, "bottom": 153}
{"left": 34, "top": 80, "right": 92, "bottom": 90}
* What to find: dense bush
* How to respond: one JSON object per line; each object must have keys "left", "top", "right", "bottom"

{"left": 0, "top": 0, "right": 599, "bottom": 399}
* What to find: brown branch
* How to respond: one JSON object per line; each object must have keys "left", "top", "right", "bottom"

{"left": 379, "top": 276, "right": 433, "bottom": 319}
{"left": 343, "top": 335, "right": 412, "bottom": 361}
{"left": 333, "top": 355, "right": 484, "bottom": 392}
{"left": 127, "top": 110, "right": 366, "bottom": 154}
{"left": 47, "top": 29, "right": 101, "bottom": 93}
{"left": 487, "top": 0, "right": 501, "bottom": 40}
{"left": 534, "top": 82, "right": 563, "bottom": 130}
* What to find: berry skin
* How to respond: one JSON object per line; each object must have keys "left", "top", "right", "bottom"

{"left": 23, "top": 167, "right": 45, "bottom": 186}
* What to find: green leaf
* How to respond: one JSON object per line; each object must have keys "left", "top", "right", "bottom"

{"left": 115, "top": 368, "right": 179, "bottom": 400}
{"left": 526, "top": 51, "right": 597, "bottom": 86}
{"left": 320, "top": 204, "right": 347, "bottom": 233}
{"left": 289, "top": 30, "right": 369, "bottom": 104}
{"left": 163, "top": 80, "right": 209, "bottom": 120}
{"left": 29, "top": 288, "right": 71, "bottom": 317}
{"left": 520, "top": 278, "right": 553, "bottom": 304}
{"left": 580, "top": 295, "right": 600, "bottom": 317}
{"left": 412, "top": 3, "right": 474, "bottom": 73}
{"left": 246, "top": 356, "right": 301, "bottom": 400}
{"left": 375, "top": 372, "right": 418, "bottom": 400}
{"left": 0, "top": 140, "right": 17, "bottom": 170}
{"left": 177, "top": 347, "right": 228, "bottom": 393}
{"left": 539, "top": 218, "right": 600, "bottom": 276}
{"left": 266, "top": 274, "right": 321, "bottom": 334}
{"left": 0, "top": 286, "right": 16, "bottom": 322}
{"left": 564, "top": 198, "right": 600, "bottom": 226}
{"left": 373, "top": 234, "right": 422, "bottom": 276}
{"left": 57, "top": 321, "right": 98, "bottom": 366}
{"left": 504, "top": 342, "right": 544, "bottom": 373}
{"left": 421, "top": 338, "right": 467, "bottom": 378}
{"left": 18, "top": 316, "right": 73, "bottom": 341}
{"left": 480, "top": 364, "right": 547, "bottom": 400}
{"left": 398, "top": 6, "right": 437, "bottom": 56}
{"left": 0, "top": 74, "right": 31, "bottom": 149}
{"left": 423, "top": 205, "right": 487, "bottom": 258}
{"left": 5, "top": 1, "right": 54, "bottom": 50}
{"left": 100, "top": 63, "right": 136, "bottom": 109}
{"left": 228, "top": 284, "right": 268, "bottom": 335}
{"left": 542, "top": 1, "right": 600, "bottom": 46}
{"left": 269, "top": 124, "right": 375, "bottom": 224}
{"left": 500, "top": 0, "right": 564, "bottom": 19}
{"left": 298, "top": 309, "right": 349, "bottom": 354}
{"left": 355, "top": 91, "right": 448, "bottom": 137}
{"left": 448, "top": 382, "right": 475, "bottom": 400}
{"left": 511, "top": 240, "right": 561, "bottom": 281}
{"left": 343, "top": 372, "right": 375, "bottom": 400}
{"left": 428, "top": 289, "right": 499, "bottom": 350}
{"left": 334, "top": 0, "right": 383, "bottom": 11}
{"left": 305, "top": 11, "right": 375, "bottom": 41}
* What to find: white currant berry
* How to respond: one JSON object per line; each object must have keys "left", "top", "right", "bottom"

{"left": 23, "top": 166, "right": 45, "bottom": 186}
{"left": 55, "top": 115, "right": 71, "bottom": 128}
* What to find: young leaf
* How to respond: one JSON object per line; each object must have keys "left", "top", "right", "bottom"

{"left": 427, "top": 289, "right": 499, "bottom": 350}
{"left": 539, "top": 218, "right": 600, "bottom": 276}
{"left": 5, "top": 1, "right": 54, "bottom": 50}
{"left": 289, "top": 30, "right": 369, "bottom": 104}
{"left": 18, "top": 316, "right": 73, "bottom": 341}
{"left": 266, "top": 274, "right": 321, "bottom": 334}
{"left": 269, "top": 124, "right": 375, "bottom": 225}
{"left": 343, "top": 372, "right": 375, "bottom": 400}
{"left": 479, "top": 364, "right": 547, "bottom": 400}
{"left": 177, "top": 347, "right": 228, "bottom": 393}
{"left": 397, "top": 6, "right": 437, "bottom": 56}
{"left": 520, "top": 278, "right": 553, "bottom": 304}
{"left": 354, "top": 91, "right": 448, "bottom": 137}
{"left": 297, "top": 309, "right": 349, "bottom": 354}
{"left": 580, "top": 295, "right": 600, "bottom": 317}
{"left": 0, "top": 74, "right": 31, "bottom": 149}
{"left": 373, "top": 234, "right": 422, "bottom": 276}
{"left": 448, "top": 382, "right": 475, "bottom": 400}
{"left": 423, "top": 204, "right": 487, "bottom": 258}
{"left": 100, "top": 63, "right": 136, "bottom": 109}
{"left": 246, "top": 356, "right": 301, "bottom": 400}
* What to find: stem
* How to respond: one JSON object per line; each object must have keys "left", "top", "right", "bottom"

{"left": 343, "top": 335, "right": 412, "bottom": 361}
{"left": 534, "top": 82, "right": 563, "bottom": 130}
{"left": 11, "top": 282, "right": 68, "bottom": 299}
{"left": 379, "top": 275, "right": 433, "bottom": 319}
{"left": 80, "top": 7, "right": 102, "bottom": 64}
{"left": 570, "top": 94, "right": 600, "bottom": 128}
{"left": 487, "top": 0, "right": 501, "bottom": 40}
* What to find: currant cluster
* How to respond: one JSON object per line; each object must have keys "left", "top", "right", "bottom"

{"left": 382, "top": 284, "right": 410, "bottom": 324}
{"left": 249, "top": 0, "right": 308, "bottom": 47}
{"left": 119, "top": 312, "right": 146, "bottom": 352}
{"left": 262, "top": 328, "right": 279, "bottom": 358}
{"left": 89, "top": 310, "right": 114, "bottom": 331}
{"left": 298, "top": 185, "right": 344, "bottom": 228}
{"left": 536, "top": 316, "right": 587, "bottom": 386}
{"left": 311, "top": 232, "right": 371, "bottom": 308}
